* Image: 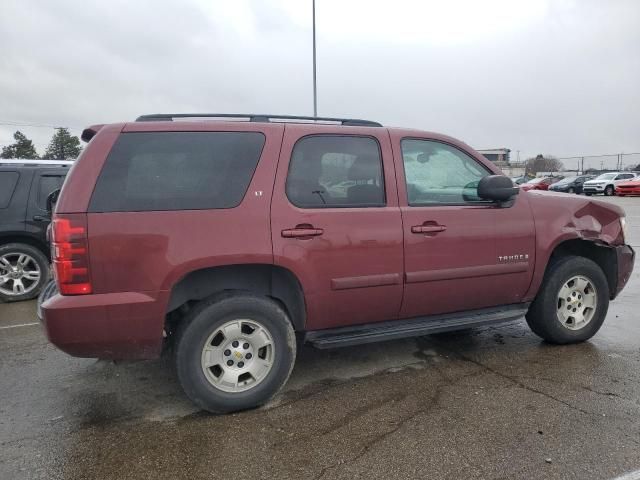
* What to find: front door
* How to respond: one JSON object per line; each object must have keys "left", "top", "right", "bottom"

{"left": 390, "top": 133, "right": 535, "bottom": 319}
{"left": 271, "top": 124, "right": 404, "bottom": 330}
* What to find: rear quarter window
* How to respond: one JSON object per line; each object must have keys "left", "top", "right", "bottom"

{"left": 89, "top": 132, "right": 265, "bottom": 212}
{"left": 36, "top": 175, "right": 66, "bottom": 210}
{"left": 0, "top": 171, "right": 20, "bottom": 208}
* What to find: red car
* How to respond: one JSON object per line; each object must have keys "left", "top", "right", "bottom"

{"left": 519, "top": 176, "right": 563, "bottom": 191}
{"left": 616, "top": 178, "right": 640, "bottom": 196}
{"left": 40, "top": 113, "right": 634, "bottom": 413}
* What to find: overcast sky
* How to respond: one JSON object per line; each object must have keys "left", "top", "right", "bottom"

{"left": 1, "top": 0, "right": 639, "bottom": 168}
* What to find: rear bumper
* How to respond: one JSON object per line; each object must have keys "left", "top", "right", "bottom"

{"left": 40, "top": 290, "right": 167, "bottom": 359}
{"left": 613, "top": 244, "right": 635, "bottom": 299}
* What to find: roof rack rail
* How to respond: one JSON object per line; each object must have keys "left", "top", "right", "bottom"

{"left": 0, "top": 159, "right": 74, "bottom": 166}
{"left": 135, "top": 113, "right": 382, "bottom": 127}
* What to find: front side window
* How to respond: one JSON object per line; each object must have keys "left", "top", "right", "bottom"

{"left": 286, "top": 135, "right": 385, "bottom": 208}
{"left": 401, "top": 139, "right": 490, "bottom": 206}
{"left": 0, "top": 171, "right": 19, "bottom": 209}
{"left": 90, "top": 132, "right": 265, "bottom": 212}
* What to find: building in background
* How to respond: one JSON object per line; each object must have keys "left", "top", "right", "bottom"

{"left": 477, "top": 148, "right": 511, "bottom": 164}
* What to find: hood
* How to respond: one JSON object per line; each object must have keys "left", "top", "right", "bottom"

{"left": 525, "top": 191, "right": 625, "bottom": 245}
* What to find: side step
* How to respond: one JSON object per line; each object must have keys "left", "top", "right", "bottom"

{"left": 305, "top": 304, "right": 529, "bottom": 349}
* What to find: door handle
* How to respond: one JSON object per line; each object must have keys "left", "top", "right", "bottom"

{"left": 281, "top": 227, "right": 324, "bottom": 238}
{"left": 33, "top": 215, "right": 50, "bottom": 222}
{"left": 411, "top": 224, "right": 446, "bottom": 234}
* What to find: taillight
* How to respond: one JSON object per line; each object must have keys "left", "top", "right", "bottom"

{"left": 51, "top": 214, "right": 92, "bottom": 295}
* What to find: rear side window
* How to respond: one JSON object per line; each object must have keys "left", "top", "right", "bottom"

{"left": 0, "top": 171, "right": 20, "bottom": 208}
{"left": 286, "top": 135, "right": 385, "bottom": 208}
{"left": 89, "top": 132, "right": 265, "bottom": 212}
{"left": 36, "top": 175, "right": 66, "bottom": 210}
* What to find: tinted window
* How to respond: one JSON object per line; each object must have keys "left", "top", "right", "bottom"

{"left": 37, "top": 175, "right": 65, "bottom": 210}
{"left": 90, "top": 132, "right": 265, "bottom": 212}
{"left": 0, "top": 171, "right": 19, "bottom": 208}
{"left": 401, "top": 139, "right": 490, "bottom": 206}
{"left": 286, "top": 135, "right": 384, "bottom": 208}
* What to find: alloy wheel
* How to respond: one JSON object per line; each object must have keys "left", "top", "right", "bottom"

{"left": 200, "top": 319, "right": 275, "bottom": 393}
{"left": 556, "top": 275, "right": 597, "bottom": 331}
{"left": 0, "top": 253, "right": 42, "bottom": 296}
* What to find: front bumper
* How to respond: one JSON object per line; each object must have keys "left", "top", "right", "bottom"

{"left": 40, "top": 290, "right": 167, "bottom": 359}
{"left": 613, "top": 244, "right": 635, "bottom": 299}
{"left": 616, "top": 187, "right": 640, "bottom": 195}
{"left": 583, "top": 184, "right": 605, "bottom": 193}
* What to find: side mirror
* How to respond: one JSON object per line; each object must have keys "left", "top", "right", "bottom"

{"left": 46, "top": 189, "right": 60, "bottom": 215}
{"left": 478, "top": 175, "right": 519, "bottom": 204}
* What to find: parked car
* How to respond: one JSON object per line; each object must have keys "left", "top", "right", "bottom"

{"left": 548, "top": 175, "right": 595, "bottom": 194}
{"left": 519, "top": 176, "right": 563, "bottom": 191}
{"left": 582, "top": 172, "right": 636, "bottom": 196}
{"left": 39, "top": 114, "right": 634, "bottom": 413}
{"left": 511, "top": 175, "right": 530, "bottom": 185}
{"left": 616, "top": 177, "right": 640, "bottom": 196}
{"left": 0, "top": 160, "right": 71, "bottom": 302}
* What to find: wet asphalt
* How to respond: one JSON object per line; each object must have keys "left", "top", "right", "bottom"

{"left": 1, "top": 196, "right": 640, "bottom": 480}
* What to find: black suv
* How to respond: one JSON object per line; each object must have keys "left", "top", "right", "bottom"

{"left": 0, "top": 160, "right": 71, "bottom": 302}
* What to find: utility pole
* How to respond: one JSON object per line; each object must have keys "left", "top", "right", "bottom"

{"left": 581, "top": 156, "right": 584, "bottom": 174}
{"left": 312, "top": 0, "right": 317, "bottom": 117}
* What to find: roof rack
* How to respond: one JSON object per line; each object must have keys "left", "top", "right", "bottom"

{"left": 135, "top": 113, "right": 382, "bottom": 127}
{"left": 0, "top": 159, "right": 73, "bottom": 166}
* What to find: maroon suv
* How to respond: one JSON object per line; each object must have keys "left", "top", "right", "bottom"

{"left": 41, "top": 113, "right": 634, "bottom": 413}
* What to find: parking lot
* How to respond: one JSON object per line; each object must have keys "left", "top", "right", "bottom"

{"left": 1, "top": 195, "right": 639, "bottom": 480}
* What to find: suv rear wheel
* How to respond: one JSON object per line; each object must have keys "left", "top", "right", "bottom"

{"left": 0, "top": 243, "right": 49, "bottom": 302}
{"left": 604, "top": 185, "right": 615, "bottom": 196}
{"left": 526, "top": 256, "right": 609, "bottom": 344}
{"left": 175, "top": 294, "right": 296, "bottom": 413}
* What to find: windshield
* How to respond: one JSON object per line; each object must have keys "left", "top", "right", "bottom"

{"left": 595, "top": 173, "right": 617, "bottom": 180}
{"left": 526, "top": 178, "right": 545, "bottom": 184}
{"left": 555, "top": 177, "right": 577, "bottom": 184}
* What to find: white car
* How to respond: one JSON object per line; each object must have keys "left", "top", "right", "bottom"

{"left": 582, "top": 172, "right": 636, "bottom": 196}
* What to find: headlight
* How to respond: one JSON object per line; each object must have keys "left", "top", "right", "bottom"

{"left": 620, "top": 217, "right": 628, "bottom": 243}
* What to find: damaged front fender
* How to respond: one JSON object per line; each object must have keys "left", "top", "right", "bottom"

{"left": 524, "top": 192, "right": 632, "bottom": 301}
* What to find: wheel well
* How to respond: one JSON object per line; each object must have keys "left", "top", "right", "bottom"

{"left": 0, "top": 234, "right": 49, "bottom": 259}
{"left": 549, "top": 239, "right": 617, "bottom": 296}
{"left": 167, "top": 264, "right": 306, "bottom": 331}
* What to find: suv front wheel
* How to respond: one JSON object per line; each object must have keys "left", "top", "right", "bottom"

{"left": 175, "top": 294, "right": 297, "bottom": 414}
{"left": 0, "top": 243, "right": 49, "bottom": 302}
{"left": 526, "top": 256, "right": 609, "bottom": 344}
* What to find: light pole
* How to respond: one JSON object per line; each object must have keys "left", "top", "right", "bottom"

{"left": 312, "top": 0, "right": 317, "bottom": 117}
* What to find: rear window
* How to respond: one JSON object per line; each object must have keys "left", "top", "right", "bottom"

{"left": 89, "top": 132, "right": 265, "bottom": 212}
{"left": 0, "top": 171, "right": 20, "bottom": 208}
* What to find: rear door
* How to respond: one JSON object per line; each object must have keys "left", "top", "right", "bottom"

{"left": 26, "top": 168, "right": 67, "bottom": 241}
{"left": 271, "top": 125, "right": 404, "bottom": 330}
{"left": 390, "top": 132, "right": 536, "bottom": 319}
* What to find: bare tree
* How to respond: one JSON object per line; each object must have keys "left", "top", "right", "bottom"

{"left": 525, "top": 154, "right": 563, "bottom": 174}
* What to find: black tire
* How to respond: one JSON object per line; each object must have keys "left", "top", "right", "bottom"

{"left": 604, "top": 185, "right": 615, "bottom": 196}
{"left": 0, "top": 243, "right": 50, "bottom": 303}
{"left": 585, "top": 192, "right": 592, "bottom": 196}
{"left": 175, "top": 294, "right": 296, "bottom": 414}
{"left": 567, "top": 187, "right": 575, "bottom": 194}
{"left": 526, "top": 256, "right": 609, "bottom": 344}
